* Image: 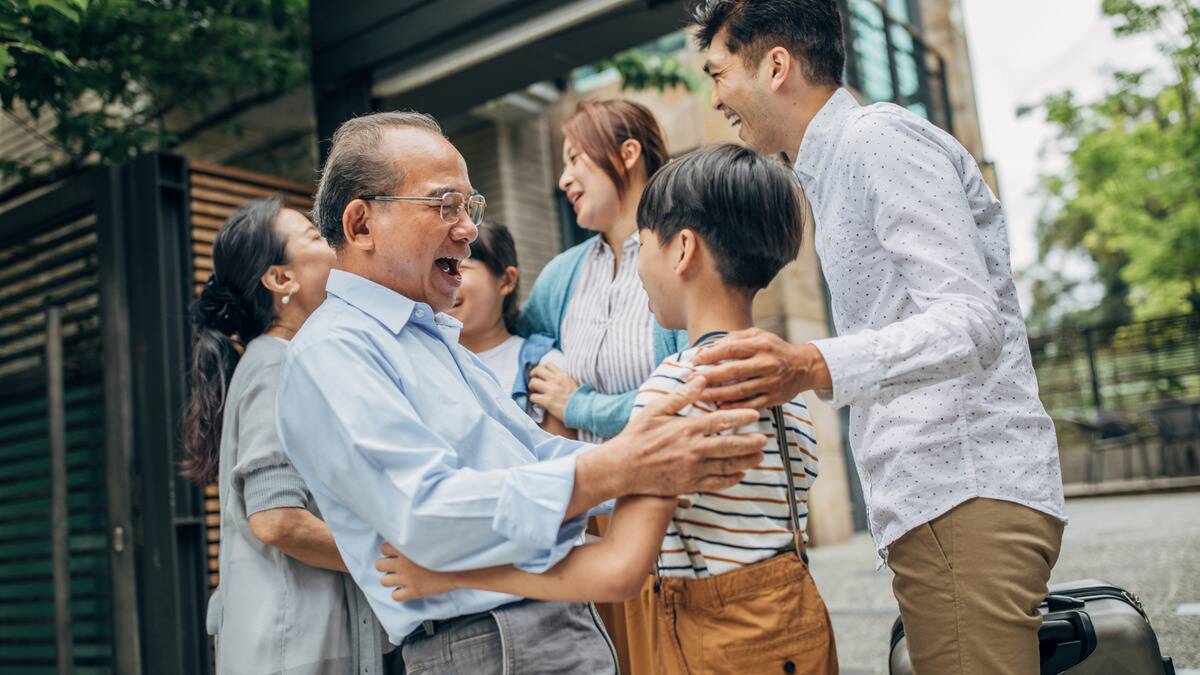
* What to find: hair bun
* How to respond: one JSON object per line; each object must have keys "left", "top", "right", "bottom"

{"left": 195, "top": 276, "right": 247, "bottom": 336}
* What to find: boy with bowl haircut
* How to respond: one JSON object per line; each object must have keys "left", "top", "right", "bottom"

{"left": 626, "top": 143, "right": 836, "bottom": 674}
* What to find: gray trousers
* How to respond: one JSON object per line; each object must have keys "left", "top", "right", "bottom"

{"left": 396, "top": 600, "right": 618, "bottom": 674}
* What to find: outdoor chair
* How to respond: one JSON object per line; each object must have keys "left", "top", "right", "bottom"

{"left": 1064, "top": 411, "right": 1152, "bottom": 483}
{"left": 1146, "top": 399, "right": 1200, "bottom": 477}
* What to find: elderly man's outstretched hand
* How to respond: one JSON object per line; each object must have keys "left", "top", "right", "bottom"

{"left": 604, "top": 375, "right": 767, "bottom": 497}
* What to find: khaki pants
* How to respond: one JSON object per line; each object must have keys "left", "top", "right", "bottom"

{"left": 887, "top": 498, "right": 1065, "bottom": 675}
{"left": 623, "top": 553, "right": 838, "bottom": 675}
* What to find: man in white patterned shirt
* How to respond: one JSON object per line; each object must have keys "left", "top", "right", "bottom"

{"left": 687, "top": 2, "right": 1067, "bottom": 674}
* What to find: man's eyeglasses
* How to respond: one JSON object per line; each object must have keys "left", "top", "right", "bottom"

{"left": 361, "top": 192, "right": 486, "bottom": 225}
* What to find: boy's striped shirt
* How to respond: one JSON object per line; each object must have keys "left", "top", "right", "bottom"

{"left": 631, "top": 340, "right": 819, "bottom": 578}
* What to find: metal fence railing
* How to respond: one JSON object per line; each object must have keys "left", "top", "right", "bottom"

{"left": 1030, "top": 313, "right": 1200, "bottom": 418}
{"left": 1029, "top": 313, "right": 1200, "bottom": 482}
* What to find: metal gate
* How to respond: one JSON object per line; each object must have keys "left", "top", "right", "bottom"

{"left": 0, "top": 176, "right": 115, "bottom": 675}
{"left": 0, "top": 153, "right": 313, "bottom": 674}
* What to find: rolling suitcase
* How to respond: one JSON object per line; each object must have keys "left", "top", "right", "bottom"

{"left": 888, "top": 579, "right": 1177, "bottom": 674}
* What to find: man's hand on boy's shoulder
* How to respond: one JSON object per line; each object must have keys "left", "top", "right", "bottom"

{"left": 692, "top": 328, "right": 831, "bottom": 409}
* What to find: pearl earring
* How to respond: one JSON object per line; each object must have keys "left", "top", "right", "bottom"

{"left": 282, "top": 286, "right": 296, "bottom": 305}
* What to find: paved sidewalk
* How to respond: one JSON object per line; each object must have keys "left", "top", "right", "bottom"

{"left": 807, "top": 491, "right": 1200, "bottom": 674}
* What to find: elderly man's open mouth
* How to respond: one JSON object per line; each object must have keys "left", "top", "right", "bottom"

{"left": 434, "top": 256, "right": 463, "bottom": 285}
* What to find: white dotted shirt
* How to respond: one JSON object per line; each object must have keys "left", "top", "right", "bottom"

{"left": 797, "top": 89, "right": 1067, "bottom": 564}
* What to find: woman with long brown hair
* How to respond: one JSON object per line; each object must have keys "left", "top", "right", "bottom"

{"left": 516, "top": 99, "right": 688, "bottom": 673}
{"left": 517, "top": 98, "right": 688, "bottom": 442}
{"left": 183, "top": 196, "right": 385, "bottom": 675}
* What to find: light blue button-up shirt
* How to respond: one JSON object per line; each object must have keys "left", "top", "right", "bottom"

{"left": 276, "top": 269, "right": 590, "bottom": 644}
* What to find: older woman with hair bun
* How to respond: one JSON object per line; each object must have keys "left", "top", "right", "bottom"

{"left": 182, "top": 196, "right": 387, "bottom": 675}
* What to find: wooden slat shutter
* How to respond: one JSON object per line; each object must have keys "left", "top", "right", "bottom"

{"left": 0, "top": 206, "right": 112, "bottom": 673}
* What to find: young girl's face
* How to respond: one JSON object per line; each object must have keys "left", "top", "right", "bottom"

{"left": 447, "top": 259, "right": 516, "bottom": 343}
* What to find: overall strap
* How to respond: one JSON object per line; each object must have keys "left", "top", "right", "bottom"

{"left": 770, "top": 405, "right": 806, "bottom": 561}
{"left": 653, "top": 332, "right": 727, "bottom": 588}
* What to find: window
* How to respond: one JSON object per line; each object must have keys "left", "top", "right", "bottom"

{"left": 842, "top": 0, "right": 952, "bottom": 132}
{"left": 849, "top": 0, "right": 893, "bottom": 103}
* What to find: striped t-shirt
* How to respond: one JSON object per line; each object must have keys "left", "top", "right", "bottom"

{"left": 631, "top": 336, "right": 819, "bottom": 578}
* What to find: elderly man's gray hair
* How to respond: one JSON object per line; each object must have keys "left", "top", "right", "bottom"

{"left": 313, "top": 111, "right": 444, "bottom": 248}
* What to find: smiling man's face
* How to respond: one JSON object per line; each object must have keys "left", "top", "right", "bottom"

{"left": 703, "top": 27, "right": 786, "bottom": 155}
{"left": 365, "top": 127, "right": 479, "bottom": 313}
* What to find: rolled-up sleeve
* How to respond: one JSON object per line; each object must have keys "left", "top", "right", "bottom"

{"left": 811, "top": 116, "right": 1004, "bottom": 408}
{"left": 243, "top": 463, "right": 309, "bottom": 515}
{"left": 276, "top": 332, "right": 584, "bottom": 574}
{"left": 230, "top": 358, "right": 312, "bottom": 513}
{"left": 564, "top": 386, "right": 637, "bottom": 439}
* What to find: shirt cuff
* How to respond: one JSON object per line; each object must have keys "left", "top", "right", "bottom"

{"left": 810, "top": 334, "right": 882, "bottom": 408}
{"left": 563, "top": 384, "right": 595, "bottom": 431}
{"left": 512, "top": 514, "right": 588, "bottom": 573}
{"left": 587, "top": 499, "right": 616, "bottom": 517}
{"left": 243, "top": 463, "right": 309, "bottom": 515}
{"left": 493, "top": 454, "right": 583, "bottom": 571}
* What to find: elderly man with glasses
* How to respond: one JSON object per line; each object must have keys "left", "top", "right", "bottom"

{"left": 274, "top": 111, "right": 768, "bottom": 674}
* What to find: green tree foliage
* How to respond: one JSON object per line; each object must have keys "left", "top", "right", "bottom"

{"left": 593, "top": 48, "right": 704, "bottom": 93}
{"left": 0, "top": 0, "right": 308, "bottom": 183}
{"left": 1027, "top": 0, "right": 1200, "bottom": 327}
{"left": 582, "top": 30, "right": 704, "bottom": 94}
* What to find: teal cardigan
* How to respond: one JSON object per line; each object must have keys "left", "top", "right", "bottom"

{"left": 516, "top": 236, "right": 689, "bottom": 439}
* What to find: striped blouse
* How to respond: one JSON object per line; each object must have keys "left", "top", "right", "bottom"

{"left": 560, "top": 233, "right": 657, "bottom": 443}
{"left": 631, "top": 338, "right": 820, "bottom": 578}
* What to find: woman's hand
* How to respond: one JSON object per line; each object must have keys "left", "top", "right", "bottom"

{"left": 376, "top": 543, "right": 459, "bottom": 601}
{"left": 529, "top": 363, "right": 580, "bottom": 421}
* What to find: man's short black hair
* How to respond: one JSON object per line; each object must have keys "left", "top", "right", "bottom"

{"left": 691, "top": 0, "right": 845, "bottom": 87}
{"left": 637, "top": 143, "right": 805, "bottom": 292}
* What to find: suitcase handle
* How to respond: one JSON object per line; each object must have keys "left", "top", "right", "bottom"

{"left": 1039, "top": 609, "right": 1098, "bottom": 674}
{"left": 1044, "top": 594, "right": 1086, "bottom": 612}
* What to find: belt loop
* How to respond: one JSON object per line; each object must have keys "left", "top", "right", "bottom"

{"left": 421, "top": 619, "right": 435, "bottom": 637}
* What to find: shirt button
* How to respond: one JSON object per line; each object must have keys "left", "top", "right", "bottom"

{"left": 415, "top": 309, "right": 425, "bottom": 318}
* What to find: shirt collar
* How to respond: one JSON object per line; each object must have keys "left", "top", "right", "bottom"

{"left": 690, "top": 331, "right": 728, "bottom": 349}
{"left": 324, "top": 269, "right": 462, "bottom": 340}
{"left": 793, "top": 88, "right": 860, "bottom": 183}
{"left": 591, "top": 231, "right": 640, "bottom": 257}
